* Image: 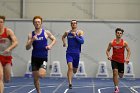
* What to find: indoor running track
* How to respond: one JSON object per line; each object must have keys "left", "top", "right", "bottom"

{"left": 5, "top": 77, "right": 140, "bottom": 93}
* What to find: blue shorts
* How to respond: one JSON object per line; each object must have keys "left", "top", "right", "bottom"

{"left": 66, "top": 53, "right": 80, "bottom": 68}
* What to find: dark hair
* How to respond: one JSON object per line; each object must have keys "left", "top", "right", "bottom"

{"left": 0, "top": 15, "right": 6, "bottom": 22}
{"left": 115, "top": 28, "right": 124, "bottom": 33}
{"left": 33, "top": 16, "right": 43, "bottom": 23}
{"left": 71, "top": 20, "right": 77, "bottom": 24}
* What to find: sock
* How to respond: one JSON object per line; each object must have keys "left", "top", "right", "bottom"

{"left": 115, "top": 86, "right": 118, "bottom": 89}
{"left": 41, "top": 61, "right": 47, "bottom": 69}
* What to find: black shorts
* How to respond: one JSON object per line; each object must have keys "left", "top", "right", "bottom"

{"left": 111, "top": 60, "right": 124, "bottom": 73}
{"left": 31, "top": 56, "right": 48, "bottom": 71}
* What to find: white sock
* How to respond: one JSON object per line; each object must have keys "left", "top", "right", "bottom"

{"left": 115, "top": 86, "right": 118, "bottom": 89}
{"left": 43, "top": 61, "right": 47, "bottom": 66}
{"left": 41, "top": 61, "right": 47, "bottom": 69}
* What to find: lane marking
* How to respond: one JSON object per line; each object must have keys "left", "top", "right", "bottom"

{"left": 92, "top": 79, "right": 96, "bottom": 93}
{"left": 52, "top": 79, "right": 66, "bottom": 93}
{"left": 28, "top": 88, "right": 36, "bottom": 93}
{"left": 9, "top": 82, "right": 33, "bottom": 93}
{"left": 98, "top": 87, "right": 114, "bottom": 93}
{"left": 64, "top": 88, "right": 69, "bottom": 93}
{"left": 130, "top": 87, "right": 139, "bottom": 93}
{"left": 98, "top": 86, "right": 134, "bottom": 93}
{"left": 63, "top": 85, "right": 95, "bottom": 93}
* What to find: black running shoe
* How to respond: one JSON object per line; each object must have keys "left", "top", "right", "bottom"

{"left": 69, "top": 84, "right": 72, "bottom": 89}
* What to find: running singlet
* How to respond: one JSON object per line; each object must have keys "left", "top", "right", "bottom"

{"left": 32, "top": 29, "right": 48, "bottom": 58}
{"left": 112, "top": 39, "right": 125, "bottom": 63}
{"left": 0, "top": 28, "right": 12, "bottom": 56}
{"left": 66, "top": 30, "right": 81, "bottom": 53}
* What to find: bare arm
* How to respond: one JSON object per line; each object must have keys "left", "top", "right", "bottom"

{"left": 62, "top": 32, "right": 68, "bottom": 47}
{"left": 26, "top": 33, "right": 33, "bottom": 50}
{"left": 46, "top": 31, "right": 56, "bottom": 50}
{"left": 5, "top": 29, "right": 18, "bottom": 52}
{"left": 106, "top": 42, "right": 112, "bottom": 60}
{"left": 124, "top": 41, "right": 131, "bottom": 63}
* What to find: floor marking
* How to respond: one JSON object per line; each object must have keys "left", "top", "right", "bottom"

{"left": 98, "top": 86, "right": 134, "bottom": 93}
{"left": 64, "top": 88, "right": 69, "bottom": 93}
{"left": 120, "top": 81, "right": 134, "bottom": 93}
{"left": 53, "top": 79, "right": 66, "bottom": 93}
{"left": 130, "top": 87, "right": 139, "bottom": 93}
{"left": 130, "top": 86, "right": 140, "bottom": 93}
{"left": 92, "top": 79, "right": 96, "bottom": 93}
{"left": 9, "top": 83, "right": 33, "bottom": 93}
{"left": 28, "top": 88, "right": 36, "bottom": 93}
{"left": 98, "top": 87, "right": 114, "bottom": 93}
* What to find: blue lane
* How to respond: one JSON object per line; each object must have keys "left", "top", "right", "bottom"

{"left": 4, "top": 77, "right": 140, "bottom": 93}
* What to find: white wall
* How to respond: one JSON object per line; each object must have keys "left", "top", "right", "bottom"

{"left": 0, "top": 0, "right": 20, "bottom": 18}
{"left": 0, "top": 0, "right": 140, "bottom": 20}
{"left": 25, "top": 0, "right": 92, "bottom": 19}
{"left": 5, "top": 20, "right": 140, "bottom": 78}
{"left": 95, "top": 0, "right": 140, "bottom": 20}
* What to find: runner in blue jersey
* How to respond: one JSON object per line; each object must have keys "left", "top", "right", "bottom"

{"left": 62, "top": 20, "right": 84, "bottom": 89}
{"left": 26, "top": 16, "right": 56, "bottom": 93}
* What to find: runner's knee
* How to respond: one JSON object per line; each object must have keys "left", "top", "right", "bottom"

{"left": 39, "top": 68, "right": 46, "bottom": 78}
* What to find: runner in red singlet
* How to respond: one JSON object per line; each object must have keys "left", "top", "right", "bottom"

{"left": 0, "top": 15, "right": 18, "bottom": 93}
{"left": 106, "top": 28, "right": 131, "bottom": 93}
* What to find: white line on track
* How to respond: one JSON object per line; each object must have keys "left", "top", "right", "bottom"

{"left": 9, "top": 82, "right": 33, "bottom": 93}
{"left": 98, "top": 87, "right": 114, "bottom": 93}
{"left": 98, "top": 86, "right": 136, "bottom": 93}
{"left": 64, "top": 88, "right": 69, "bottom": 93}
{"left": 64, "top": 85, "right": 95, "bottom": 93}
{"left": 53, "top": 79, "right": 66, "bottom": 93}
{"left": 120, "top": 81, "right": 137, "bottom": 93}
{"left": 28, "top": 88, "right": 36, "bottom": 93}
{"left": 130, "top": 87, "right": 139, "bottom": 93}
{"left": 92, "top": 79, "right": 96, "bottom": 93}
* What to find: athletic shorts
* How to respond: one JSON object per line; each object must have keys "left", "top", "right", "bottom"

{"left": 111, "top": 60, "right": 124, "bottom": 73}
{"left": 31, "top": 56, "right": 48, "bottom": 71}
{"left": 66, "top": 53, "right": 80, "bottom": 68}
{"left": 0, "top": 55, "right": 12, "bottom": 66}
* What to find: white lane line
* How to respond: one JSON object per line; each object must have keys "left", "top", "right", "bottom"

{"left": 98, "top": 85, "right": 140, "bottom": 93}
{"left": 92, "top": 79, "right": 96, "bottom": 93}
{"left": 9, "top": 83, "right": 33, "bottom": 93}
{"left": 5, "top": 86, "right": 18, "bottom": 88}
{"left": 98, "top": 87, "right": 114, "bottom": 93}
{"left": 130, "top": 87, "right": 139, "bottom": 93}
{"left": 64, "top": 88, "right": 69, "bottom": 93}
{"left": 63, "top": 85, "right": 95, "bottom": 93}
{"left": 28, "top": 88, "right": 36, "bottom": 93}
{"left": 132, "top": 86, "right": 140, "bottom": 88}
{"left": 52, "top": 79, "right": 66, "bottom": 93}
{"left": 5, "top": 83, "right": 57, "bottom": 88}
{"left": 28, "top": 85, "right": 57, "bottom": 93}
{"left": 73, "top": 85, "right": 94, "bottom": 88}
{"left": 27, "top": 84, "right": 57, "bottom": 93}
{"left": 120, "top": 81, "right": 134, "bottom": 93}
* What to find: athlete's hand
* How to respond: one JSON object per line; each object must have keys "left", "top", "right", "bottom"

{"left": 71, "top": 32, "right": 76, "bottom": 36}
{"left": 107, "top": 56, "right": 112, "bottom": 61}
{"left": 3, "top": 49, "right": 10, "bottom": 54}
{"left": 63, "top": 43, "right": 66, "bottom": 47}
{"left": 125, "top": 58, "right": 129, "bottom": 64}
{"left": 32, "top": 35, "right": 38, "bottom": 41}
{"left": 46, "top": 45, "right": 52, "bottom": 50}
